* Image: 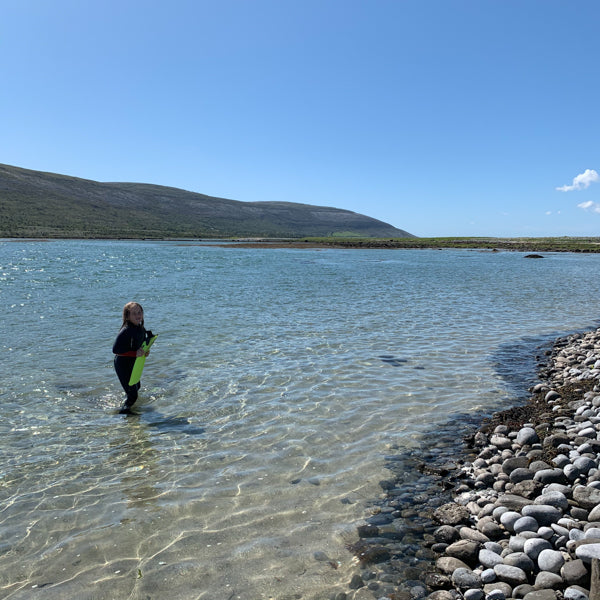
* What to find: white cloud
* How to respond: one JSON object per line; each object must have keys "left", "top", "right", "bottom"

{"left": 578, "top": 200, "right": 600, "bottom": 213}
{"left": 556, "top": 169, "right": 599, "bottom": 192}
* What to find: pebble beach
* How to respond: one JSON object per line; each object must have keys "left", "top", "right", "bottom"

{"left": 340, "top": 326, "right": 600, "bottom": 600}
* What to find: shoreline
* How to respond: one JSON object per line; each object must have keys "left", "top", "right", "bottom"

{"left": 4, "top": 237, "right": 600, "bottom": 253}
{"left": 214, "top": 239, "right": 600, "bottom": 253}
{"left": 340, "top": 327, "right": 600, "bottom": 600}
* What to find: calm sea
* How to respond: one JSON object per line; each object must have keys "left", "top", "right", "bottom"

{"left": 2, "top": 240, "right": 600, "bottom": 600}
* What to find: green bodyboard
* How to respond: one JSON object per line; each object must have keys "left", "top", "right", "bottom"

{"left": 128, "top": 335, "right": 158, "bottom": 386}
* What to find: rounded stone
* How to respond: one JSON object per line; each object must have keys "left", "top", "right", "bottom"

{"left": 464, "top": 590, "right": 485, "bottom": 600}
{"left": 575, "top": 542, "right": 600, "bottom": 563}
{"left": 452, "top": 567, "right": 483, "bottom": 590}
{"left": 511, "top": 468, "right": 535, "bottom": 483}
{"left": 514, "top": 480, "right": 545, "bottom": 500}
{"left": 484, "top": 582, "right": 513, "bottom": 598}
{"left": 569, "top": 529, "right": 586, "bottom": 542}
{"left": 500, "top": 511, "right": 522, "bottom": 533}
{"left": 523, "top": 538, "right": 552, "bottom": 561}
{"left": 484, "top": 541, "right": 503, "bottom": 555}
{"left": 460, "top": 527, "right": 491, "bottom": 543}
{"left": 560, "top": 559, "right": 589, "bottom": 587}
{"left": 446, "top": 540, "right": 481, "bottom": 565}
{"left": 514, "top": 516, "right": 539, "bottom": 534}
{"left": 537, "top": 549, "right": 565, "bottom": 574}
{"left": 493, "top": 506, "right": 509, "bottom": 521}
{"left": 485, "top": 589, "right": 506, "bottom": 600}
{"left": 533, "top": 469, "right": 568, "bottom": 485}
{"left": 530, "top": 460, "right": 552, "bottom": 473}
{"left": 478, "top": 517, "right": 504, "bottom": 540}
{"left": 564, "top": 464, "right": 581, "bottom": 481}
{"left": 503, "top": 552, "right": 535, "bottom": 573}
{"left": 522, "top": 504, "right": 562, "bottom": 526}
{"left": 434, "top": 525, "right": 461, "bottom": 544}
{"left": 573, "top": 456, "right": 596, "bottom": 473}
{"left": 508, "top": 536, "right": 527, "bottom": 552}
{"left": 535, "top": 491, "right": 569, "bottom": 512}
{"left": 584, "top": 527, "right": 600, "bottom": 539}
{"left": 552, "top": 454, "right": 571, "bottom": 468}
{"left": 563, "top": 587, "right": 591, "bottom": 600}
{"left": 547, "top": 483, "right": 572, "bottom": 498}
{"left": 573, "top": 485, "right": 600, "bottom": 510}
{"left": 513, "top": 584, "right": 536, "bottom": 598}
{"left": 571, "top": 507, "right": 591, "bottom": 521}
{"left": 428, "top": 592, "right": 457, "bottom": 600}
{"left": 587, "top": 503, "right": 600, "bottom": 522}
{"left": 534, "top": 571, "right": 563, "bottom": 590}
{"left": 517, "top": 427, "right": 540, "bottom": 446}
{"left": 496, "top": 494, "right": 531, "bottom": 511}
{"left": 491, "top": 435, "right": 513, "bottom": 450}
{"left": 481, "top": 568, "right": 496, "bottom": 584}
{"left": 494, "top": 563, "right": 528, "bottom": 586}
{"left": 436, "top": 556, "right": 471, "bottom": 574}
{"left": 502, "top": 456, "right": 530, "bottom": 475}
{"left": 523, "top": 590, "right": 558, "bottom": 600}
{"left": 551, "top": 523, "right": 570, "bottom": 537}
{"left": 479, "top": 549, "right": 504, "bottom": 569}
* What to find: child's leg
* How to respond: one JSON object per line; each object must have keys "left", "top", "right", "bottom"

{"left": 114, "top": 357, "right": 140, "bottom": 412}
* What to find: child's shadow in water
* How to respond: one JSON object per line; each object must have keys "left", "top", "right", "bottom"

{"left": 123, "top": 406, "right": 205, "bottom": 436}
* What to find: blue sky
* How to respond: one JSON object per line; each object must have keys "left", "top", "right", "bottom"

{"left": 2, "top": 0, "right": 599, "bottom": 237}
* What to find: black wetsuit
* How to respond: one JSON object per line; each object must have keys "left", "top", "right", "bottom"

{"left": 112, "top": 324, "right": 152, "bottom": 411}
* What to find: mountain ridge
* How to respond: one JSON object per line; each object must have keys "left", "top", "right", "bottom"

{"left": 0, "top": 163, "right": 414, "bottom": 239}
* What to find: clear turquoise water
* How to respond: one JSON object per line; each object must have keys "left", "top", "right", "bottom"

{"left": 2, "top": 240, "right": 600, "bottom": 599}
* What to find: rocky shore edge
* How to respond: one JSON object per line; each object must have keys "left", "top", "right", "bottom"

{"left": 338, "top": 326, "right": 600, "bottom": 600}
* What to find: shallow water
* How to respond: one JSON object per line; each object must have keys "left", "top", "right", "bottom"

{"left": 2, "top": 240, "right": 600, "bottom": 599}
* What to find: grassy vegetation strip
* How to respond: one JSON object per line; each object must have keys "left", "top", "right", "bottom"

{"left": 222, "top": 237, "right": 600, "bottom": 253}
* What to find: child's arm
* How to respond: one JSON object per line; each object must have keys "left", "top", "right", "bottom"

{"left": 113, "top": 328, "right": 139, "bottom": 356}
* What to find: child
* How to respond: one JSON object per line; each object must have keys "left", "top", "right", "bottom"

{"left": 112, "top": 302, "right": 153, "bottom": 414}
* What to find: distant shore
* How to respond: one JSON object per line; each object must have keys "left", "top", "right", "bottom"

{"left": 214, "top": 237, "right": 600, "bottom": 253}
{"left": 4, "top": 236, "right": 600, "bottom": 253}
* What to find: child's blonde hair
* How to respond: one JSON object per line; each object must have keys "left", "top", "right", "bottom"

{"left": 122, "top": 302, "right": 144, "bottom": 328}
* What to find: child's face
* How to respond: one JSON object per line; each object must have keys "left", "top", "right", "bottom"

{"left": 128, "top": 305, "right": 143, "bottom": 326}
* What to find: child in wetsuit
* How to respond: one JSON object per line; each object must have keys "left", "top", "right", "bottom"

{"left": 112, "top": 302, "right": 153, "bottom": 413}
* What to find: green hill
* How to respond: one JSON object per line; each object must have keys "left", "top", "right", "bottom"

{"left": 0, "top": 163, "right": 414, "bottom": 239}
